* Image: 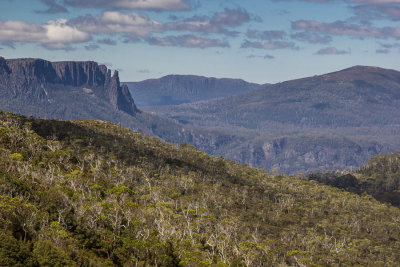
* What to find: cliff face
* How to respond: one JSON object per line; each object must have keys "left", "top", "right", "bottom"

{"left": 0, "top": 57, "right": 137, "bottom": 115}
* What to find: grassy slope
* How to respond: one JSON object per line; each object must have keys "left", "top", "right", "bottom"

{"left": 1, "top": 111, "right": 400, "bottom": 266}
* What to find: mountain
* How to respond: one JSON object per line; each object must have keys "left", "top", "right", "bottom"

{"left": 0, "top": 57, "right": 137, "bottom": 116}
{"left": 1, "top": 58, "right": 399, "bottom": 174}
{"left": 0, "top": 57, "right": 188, "bottom": 141}
{"left": 1, "top": 112, "right": 400, "bottom": 266}
{"left": 0, "top": 57, "right": 250, "bottom": 168}
{"left": 144, "top": 66, "right": 400, "bottom": 173}
{"left": 125, "top": 75, "right": 264, "bottom": 106}
{"left": 148, "top": 66, "right": 400, "bottom": 129}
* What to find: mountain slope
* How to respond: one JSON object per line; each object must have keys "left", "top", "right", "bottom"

{"left": 148, "top": 66, "right": 400, "bottom": 129}
{"left": 0, "top": 57, "right": 137, "bottom": 116}
{"left": 307, "top": 149, "right": 400, "bottom": 207}
{"left": 1, "top": 112, "right": 400, "bottom": 266}
{"left": 125, "top": 75, "right": 264, "bottom": 106}
{"left": 0, "top": 57, "right": 233, "bottom": 152}
{"left": 144, "top": 66, "right": 400, "bottom": 173}
{"left": 2, "top": 58, "right": 399, "bottom": 174}
{"left": 0, "top": 57, "right": 264, "bottom": 175}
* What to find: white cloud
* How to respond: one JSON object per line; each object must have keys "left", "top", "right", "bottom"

{"left": 43, "top": 19, "right": 90, "bottom": 43}
{"left": 65, "top": 0, "right": 190, "bottom": 10}
{"left": 292, "top": 20, "right": 400, "bottom": 38}
{"left": 0, "top": 21, "right": 45, "bottom": 42}
{"left": 71, "top": 11, "right": 163, "bottom": 38}
{"left": 166, "top": 8, "right": 250, "bottom": 36}
{"left": 113, "top": 0, "right": 189, "bottom": 10}
{"left": 315, "top": 47, "right": 349, "bottom": 55}
{"left": 0, "top": 19, "right": 90, "bottom": 50}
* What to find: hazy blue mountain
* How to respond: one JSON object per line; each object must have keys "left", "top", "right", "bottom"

{"left": 0, "top": 57, "right": 242, "bottom": 160}
{"left": 125, "top": 75, "right": 265, "bottom": 106}
{"left": 1, "top": 57, "right": 399, "bottom": 174}
{"left": 147, "top": 66, "right": 400, "bottom": 129}
{"left": 143, "top": 66, "right": 400, "bottom": 173}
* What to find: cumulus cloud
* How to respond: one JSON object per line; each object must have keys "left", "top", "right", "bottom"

{"left": 146, "top": 34, "right": 229, "bottom": 48}
{"left": 290, "top": 32, "right": 332, "bottom": 44}
{"left": 241, "top": 40, "right": 298, "bottom": 50}
{"left": 246, "top": 29, "right": 285, "bottom": 40}
{"left": 292, "top": 19, "right": 400, "bottom": 38}
{"left": 44, "top": 19, "right": 90, "bottom": 43}
{"left": 0, "top": 21, "right": 45, "bottom": 43}
{"left": 0, "top": 19, "right": 90, "bottom": 50}
{"left": 315, "top": 47, "right": 349, "bottom": 55}
{"left": 166, "top": 8, "right": 250, "bottom": 36}
{"left": 353, "top": 4, "right": 400, "bottom": 21}
{"left": 70, "top": 11, "right": 163, "bottom": 40}
{"left": 64, "top": 0, "right": 190, "bottom": 11}
{"left": 36, "top": 0, "right": 68, "bottom": 14}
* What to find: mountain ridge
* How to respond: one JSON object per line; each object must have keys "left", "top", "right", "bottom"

{"left": 1, "top": 57, "right": 399, "bottom": 174}
{"left": 148, "top": 65, "right": 400, "bottom": 128}
{"left": 0, "top": 57, "right": 138, "bottom": 116}
{"left": 143, "top": 65, "right": 400, "bottom": 173}
{"left": 125, "top": 74, "right": 265, "bottom": 106}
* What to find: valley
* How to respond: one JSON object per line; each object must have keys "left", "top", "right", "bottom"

{"left": 1, "top": 57, "right": 400, "bottom": 174}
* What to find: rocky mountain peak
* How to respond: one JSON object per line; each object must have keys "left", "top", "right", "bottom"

{"left": 0, "top": 58, "right": 137, "bottom": 116}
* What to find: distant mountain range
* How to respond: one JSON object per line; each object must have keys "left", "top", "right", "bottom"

{"left": 148, "top": 66, "right": 400, "bottom": 129}
{"left": 125, "top": 75, "right": 265, "bottom": 106}
{"left": 1, "top": 57, "right": 399, "bottom": 174}
{"left": 144, "top": 65, "right": 400, "bottom": 173}
{"left": 0, "top": 57, "right": 238, "bottom": 155}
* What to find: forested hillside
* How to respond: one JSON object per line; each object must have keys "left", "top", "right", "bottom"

{"left": 1, "top": 111, "right": 400, "bottom": 266}
{"left": 309, "top": 151, "right": 400, "bottom": 207}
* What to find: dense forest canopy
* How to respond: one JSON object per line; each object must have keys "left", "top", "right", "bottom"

{"left": 1, "top": 111, "right": 400, "bottom": 266}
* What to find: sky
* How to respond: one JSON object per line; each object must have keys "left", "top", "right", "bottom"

{"left": 0, "top": 0, "right": 399, "bottom": 83}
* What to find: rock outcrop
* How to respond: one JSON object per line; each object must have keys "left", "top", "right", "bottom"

{"left": 0, "top": 57, "right": 137, "bottom": 115}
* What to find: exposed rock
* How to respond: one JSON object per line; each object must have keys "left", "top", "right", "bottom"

{"left": 0, "top": 57, "right": 137, "bottom": 115}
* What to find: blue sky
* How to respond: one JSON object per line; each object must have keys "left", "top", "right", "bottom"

{"left": 0, "top": 0, "right": 399, "bottom": 83}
